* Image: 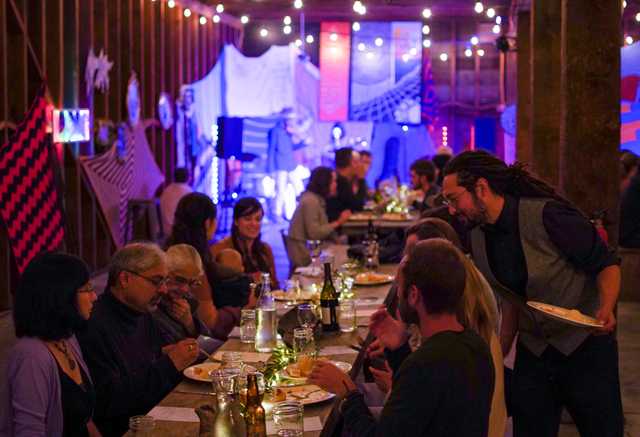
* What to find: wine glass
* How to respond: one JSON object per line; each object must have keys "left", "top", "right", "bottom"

{"left": 306, "top": 240, "right": 322, "bottom": 274}
{"left": 297, "top": 303, "right": 317, "bottom": 331}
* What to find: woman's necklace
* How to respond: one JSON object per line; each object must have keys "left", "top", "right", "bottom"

{"left": 52, "top": 340, "right": 77, "bottom": 370}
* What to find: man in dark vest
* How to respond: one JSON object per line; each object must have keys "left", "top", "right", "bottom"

{"left": 441, "top": 150, "right": 623, "bottom": 437}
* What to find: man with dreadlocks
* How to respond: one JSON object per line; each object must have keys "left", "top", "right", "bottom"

{"left": 442, "top": 150, "right": 622, "bottom": 437}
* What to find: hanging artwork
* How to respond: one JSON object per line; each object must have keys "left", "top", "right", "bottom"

{"left": 157, "top": 92, "right": 174, "bottom": 130}
{"left": 85, "top": 48, "right": 113, "bottom": 97}
{"left": 127, "top": 72, "right": 141, "bottom": 127}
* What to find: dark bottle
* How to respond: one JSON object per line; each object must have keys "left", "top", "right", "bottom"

{"left": 244, "top": 373, "right": 266, "bottom": 437}
{"left": 320, "top": 262, "right": 340, "bottom": 332}
{"left": 367, "top": 219, "right": 378, "bottom": 241}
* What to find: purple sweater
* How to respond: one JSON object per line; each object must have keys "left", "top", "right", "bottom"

{"left": 0, "top": 335, "right": 92, "bottom": 437}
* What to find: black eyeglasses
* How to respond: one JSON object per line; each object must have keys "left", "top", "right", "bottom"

{"left": 124, "top": 270, "right": 169, "bottom": 288}
{"left": 170, "top": 275, "right": 203, "bottom": 288}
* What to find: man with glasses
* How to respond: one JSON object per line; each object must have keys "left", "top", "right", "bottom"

{"left": 442, "top": 151, "right": 623, "bottom": 437}
{"left": 78, "top": 242, "right": 200, "bottom": 436}
{"left": 153, "top": 244, "right": 222, "bottom": 353}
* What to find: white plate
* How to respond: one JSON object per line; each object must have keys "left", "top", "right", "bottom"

{"left": 272, "top": 384, "right": 336, "bottom": 406}
{"left": 183, "top": 362, "right": 257, "bottom": 382}
{"left": 527, "top": 301, "right": 604, "bottom": 328}
{"left": 354, "top": 272, "right": 394, "bottom": 286}
{"left": 282, "top": 361, "right": 352, "bottom": 382}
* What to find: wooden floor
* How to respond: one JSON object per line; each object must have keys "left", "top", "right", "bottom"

{"left": 1, "top": 219, "right": 638, "bottom": 435}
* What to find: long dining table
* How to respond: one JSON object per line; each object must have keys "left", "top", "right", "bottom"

{"left": 145, "top": 245, "right": 397, "bottom": 436}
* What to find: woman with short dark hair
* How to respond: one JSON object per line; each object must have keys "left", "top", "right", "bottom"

{"left": 287, "top": 167, "right": 352, "bottom": 269}
{"left": 0, "top": 253, "right": 100, "bottom": 437}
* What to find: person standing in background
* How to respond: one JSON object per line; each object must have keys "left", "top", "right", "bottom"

{"left": 326, "top": 147, "right": 364, "bottom": 222}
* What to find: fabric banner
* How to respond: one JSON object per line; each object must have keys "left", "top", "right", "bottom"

{"left": 319, "top": 22, "right": 351, "bottom": 121}
{"left": 224, "top": 45, "right": 295, "bottom": 117}
{"left": 81, "top": 124, "right": 164, "bottom": 247}
{"left": 189, "top": 60, "right": 223, "bottom": 142}
{"left": 0, "top": 85, "right": 65, "bottom": 273}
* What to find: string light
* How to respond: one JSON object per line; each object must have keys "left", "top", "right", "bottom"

{"left": 210, "top": 124, "right": 219, "bottom": 204}
{"left": 260, "top": 28, "right": 269, "bottom": 38}
{"left": 465, "top": 48, "right": 473, "bottom": 57}
{"left": 624, "top": 0, "right": 627, "bottom": 7}
{"left": 374, "top": 37, "right": 383, "bottom": 47}
{"left": 199, "top": 16, "right": 207, "bottom": 25}
{"left": 358, "top": 42, "right": 366, "bottom": 51}
{"left": 439, "top": 53, "right": 448, "bottom": 62}
{"left": 294, "top": 0, "right": 303, "bottom": 9}
{"left": 183, "top": 8, "right": 191, "bottom": 17}
{"left": 409, "top": 47, "right": 418, "bottom": 56}
{"left": 470, "top": 36, "right": 479, "bottom": 46}
{"left": 626, "top": 35, "right": 634, "bottom": 45}
{"left": 212, "top": 14, "right": 220, "bottom": 23}
{"left": 330, "top": 33, "right": 338, "bottom": 41}
{"left": 216, "top": 4, "right": 224, "bottom": 13}
{"left": 496, "top": 16, "right": 502, "bottom": 25}
{"left": 442, "top": 126, "right": 448, "bottom": 147}
{"left": 241, "top": 15, "right": 249, "bottom": 24}
{"left": 283, "top": 25, "right": 292, "bottom": 34}
{"left": 353, "top": 22, "right": 361, "bottom": 31}
{"left": 306, "top": 34, "right": 314, "bottom": 44}
{"left": 353, "top": 1, "right": 366, "bottom": 15}
{"left": 636, "top": 12, "right": 640, "bottom": 22}
{"left": 422, "top": 25, "right": 430, "bottom": 35}
{"left": 474, "top": 2, "right": 484, "bottom": 14}
{"left": 366, "top": 51, "right": 374, "bottom": 60}
{"left": 477, "top": 48, "right": 485, "bottom": 57}
{"left": 423, "top": 39, "right": 431, "bottom": 48}
{"left": 486, "top": 8, "right": 496, "bottom": 18}
{"left": 492, "top": 24, "right": 501, "bottom": 34}
{"left": 402, "top": 125, "right": 409, "bottom": 132}
{"left": 167, "top": 0, "right": 175, "bottom": 8}
{"left": 402, "top": 53, "right": 410, "bottom": 62}
{"left": 422, "top": 8, "right": 432, "bottom": 19}
{"left": 283, "top": 16, "right": 292, "bottom": 25}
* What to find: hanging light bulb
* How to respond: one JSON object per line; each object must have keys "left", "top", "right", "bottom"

{"left": 167, "top": 0, "right": 175, "bottom": 8}
{"left": 183, "top": 8, "right": 191, "bottom": 17}
{"left": 212, "top": 14, "right": 220, "bottom": 23}
{"left": 439, "top": 53, "right": 448, "bottom": 62}
{"left": 294, "top": 0, "right": 303, "bottom": 9}
{"left": 423, "top": 39, "right": 431, "bottom": 48}
{"left": 306, "top": 34, "right": 314, "bottom": 44}
{"left": 330, "top": 33, "right": 339, "bottom": 42}
{"left": 477, "top": 49, "right": 485, "bottom": 57}
{"left": 241, "top": 15, "right": 249, "bottom": 24}
{"left": 374, "top": 37, "right": 383, "bottom": 47}
{"left": 353, "top": 22, "right": 361, "bottom": 32}
{"left": 358, "top": 42, "right": 366, "bottom": 51}
{"left": 496, "top": 16, "right": 502, "bottom": 25}
{"left": 474, "top": 2, "right": 484, "bottom": 14}
{"left": 470, "top": 36, "right": 479, "bottom": 46}
{"left": 626, "top": 35, "right": 634, "bottom": 45}
{"left": 283, "top": 16, "right": 292, "bottom": 25}
{"left": 409, "top": 47, "right": 418, "bottom": 56}
{"left": 283, "top": 25, "right": 292, "bottom": 34}
{"left": 216, "top": 4, "right": 224, "bottom": 13}
{"left": 199, "top": 16, "right": 207, "bottom": 25}
{"left": 260, "top": 28, "right": 269, "bottom": 38}
{"left": 486, "top": 8, "right": 496, "bottom": 18}
{"left": 492, "top": 24, "right": 501, "bottom": 34}
{"left": 465, "top": 48, "right": 473, "bottom": 57}
{"left": 422, "top": 8, "right": 432, "bottom": 19}
{"left": 295, "top": 39, "right": 303, "bottom": 47}
{"left": 422, "top": 25, "right": 430, "bottom": 35}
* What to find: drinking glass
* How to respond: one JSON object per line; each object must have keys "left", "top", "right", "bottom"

{"left": 221, "top": 352, "right": 243, "bottom": 369}
{"left": 338, "top": 300, "right": 356, "bottom": 333}
{"left": 128, "top": 415, "right": 155, "bottom": 436}
{"left": 293, "top": 327, "right": 315, "bottom": 360}
{"left": 341, "top": 276, "right": 355, "bottom": 300}
{"left": 210, "top": 367, "right": 241, "bottom": 397}
{"left": 240, "top": 309, "right": 257, "bottom": 344}
{"left": 284, "top": 279, "right": 301, "bottom": 303}
{"left": 297, "top": 303, "right": 317, "bottom": 331}
{"left": 306, "top": 240, "right": 321, "bottom": 274}
{"left": 273, "top": 401, "right": 304, "bottom": 437}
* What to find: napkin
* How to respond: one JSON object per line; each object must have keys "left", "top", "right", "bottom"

{"left": 266, "top": 416, "right": 323, "bottom": 435}
{"left": 148, "top": 406, "right": 199, "bottom": 423}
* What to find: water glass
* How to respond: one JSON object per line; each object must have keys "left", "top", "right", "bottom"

{"left": 240, "top": 309, "right": 257, "bottom": 344}
{"left": 221, "top": 351, "right": 243, "bottom": 369}
{"left": 210, "top": 367, "right": 240, "bottom": 397}
{"left": 342, "top": 276, "right": 355, "bottom": 299}
{"left": 293, "top": 327, "right": 315, "bottom": 360}
{"left": 272, "top": 401, "right": 304, "bottom": 437}
{"left": 128, "top": 415, "right": 155, "bottom": 436}
{"left": 338, "top": 300, "right": 356, "bottom": 333}
{"left": 306, "top": 240, "right": 321, "bottom": 272}
{"left": 285, "top": 279, "right": 301, "bottom": 303}
{"left": 297, "top": 303, "right": 317, "bottom": 330}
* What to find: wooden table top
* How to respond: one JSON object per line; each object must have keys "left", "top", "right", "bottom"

{"left": 150, "top": 249, "right": 396, "bottom": 436}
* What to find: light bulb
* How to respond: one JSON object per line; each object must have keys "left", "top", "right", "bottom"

{"left": 375, "top": 37, "right": 383, "bottom": 47}
{"left": 486, "top": 8, "right": 495, "bottom": 18}
{"left": 477, "top": 49, "right": 485, "bottom": 57}
{"left": 423, "top": 39, "right": 431, "bottom": 48}
{"left": 306, "top": 34, "right": 314, "bottom": 44}
{"left": 216, "top": 4, "right": 224, "bottom": 13}
{"left": 465, "top": 48, "right": 473, "bottom": 57}
{"left": 422, "top": 8, "right": 432, "bottom": 19}
{"left": 409, "top": 47, "right": 418, "bottom": 56}
{"left": 199, "top": 16, "right": 207, "bottom": 25}
{"left": 474, "top": 2, "right": 484, "bottom": 14}
{"left": 352, "top": 22, "right": 361, "bottom": 32}
{"left": 294, "top": 0, "right": 303, "bottom": 9}
{"left": 626, "top": 35, "right": 634, "bottom": 45}
{"left": 213, "top": 14, "right": 220, "bottom": 23}
{"left": 496, "top": 16, "right": 502, "bottom": 25}
{"left": 422, "top": 25, "right": 430, "bottom": 35}
{"left": 439, "top": 53, "right": 448, "bottom": 62}
{"left": 183, "top": 8, "right": 191, "bottom": 17}
{"left": 167, "top": 0, "right": 175, "bottom": 8}
{"left": 295, "top": 39, "right": 302, "bottom": 47}
{"left": 241, "top": 15, "right": 249, "bottom": 24}
{"left": 470, "top": 36, "right": 479, "bottom": 46}
{"left": 492, "top": 24, "right": 501, "bottom": 34}
{"left": 284, "top": 16, "right": 292, "bottom": 25}
{"left": 636, "top": 12, "right": 640, "bottom": 22}
{"left": 283, "top": 25, "right": 292, "bottom": 35}
{"left": 358, "top": 42, "right": 366, "bottom": 51}
{"left": 260, "top": 28, "right": 269, "bottom": 38}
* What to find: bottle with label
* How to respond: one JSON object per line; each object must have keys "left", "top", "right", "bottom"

{"left": 255, "top": 272, "right": 277, "bottom": 352}
{"left": 365, "top": 220, "right": 379, "bottom": 270}
{"left": 320, "top": 262, "right": 340, "bottom": 332}
{"left": 244, "top": 373, "right": 267, "bottom": 437}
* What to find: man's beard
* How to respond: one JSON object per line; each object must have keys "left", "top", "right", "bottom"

{"left": 458, "top": 194, "right": 489, "bottom": 229}
{"left": 397, "top": 288, "right": 420, "bottom": 325}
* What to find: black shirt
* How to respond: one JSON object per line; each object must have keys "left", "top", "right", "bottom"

{"left": 58, "top": 363, "right": 95, "bottom": 437}
{"left": 620, "top": 174, "right": 640, "bottom": 248}
{"left": 77, "top": 291, "right": 182, "bottom": 437}
{"left": 342, "top": 330, "right": 494, "bottom": 437}
{"left": 481, "top": 195, "right": 619, "bottom": 297}
{"left": 326, "top": 173, "right": 365, "bottom": 222}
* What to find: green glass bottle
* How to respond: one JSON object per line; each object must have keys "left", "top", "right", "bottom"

{"left": 320, "top": 262, "right": 339, "bottom": 332}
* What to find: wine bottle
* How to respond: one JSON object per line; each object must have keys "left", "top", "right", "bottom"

{"left": 244, "top": 373, "right": 267, "bottom": 437}
{"left": 320, "top": 262, "right": 340, "bottom": 332}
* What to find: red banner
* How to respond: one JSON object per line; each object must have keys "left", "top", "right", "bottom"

{"left": 319, "top": 22, "right": 351, "bottom": 121}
